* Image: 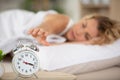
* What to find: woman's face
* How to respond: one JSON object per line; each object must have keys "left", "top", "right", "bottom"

{"left": 66, "top": 18, "right": 99, "bottom": 43}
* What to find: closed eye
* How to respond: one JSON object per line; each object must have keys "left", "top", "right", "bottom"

{"left": 85, "top": 33, "right": 91, "bottom": 40}
{"left": 82, "top": 23, "right": 86, "bottom": 28}
{"left": 82, "top": 20, "right": 87, "bottom": 28}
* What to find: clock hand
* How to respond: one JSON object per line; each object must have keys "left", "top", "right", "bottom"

{"left": 23, "top": 61, "right": 34, "bottom": 66}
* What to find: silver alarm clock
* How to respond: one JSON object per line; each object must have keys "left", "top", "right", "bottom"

{"left": 12, "top": 38, "right": 40, "bottom": 79}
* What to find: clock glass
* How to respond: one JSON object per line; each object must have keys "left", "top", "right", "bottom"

{"left": 12, "top": 50, "right": 39, "bottom": 76}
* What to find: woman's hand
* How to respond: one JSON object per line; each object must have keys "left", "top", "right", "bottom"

{"left": 28, "top": 28, "right": 50, "bottom": 46}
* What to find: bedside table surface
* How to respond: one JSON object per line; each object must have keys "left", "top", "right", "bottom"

{"left": 1, "top": 71, "right": 76, "bottom": 80}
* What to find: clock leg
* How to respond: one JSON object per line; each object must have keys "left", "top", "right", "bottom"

{"left": 33, "top": 73, "right": 39, "bottom": 79}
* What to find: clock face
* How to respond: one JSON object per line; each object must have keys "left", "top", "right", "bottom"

{"left": 12, "top": 50, "right": 39, "bottom": 76}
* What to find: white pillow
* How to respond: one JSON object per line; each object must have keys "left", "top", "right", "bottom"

{"left": 54, "top": 56, "right": 120, "bottom": 74}
{"left": 38, "top": 39, "right": 120, "bottom": 74}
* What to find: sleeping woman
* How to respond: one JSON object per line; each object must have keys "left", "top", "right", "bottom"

{"left": 28, "top": 13, "right": 120, "bottom": 46}
{"left": 0, "top": 9, "right": 119, "bottom": 46}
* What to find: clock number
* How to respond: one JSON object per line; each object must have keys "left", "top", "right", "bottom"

{"left": 26, "top": 70, "right": 28, "bottom": 73}
{"left": 25, "top": 54, "right": 28, "bottom": 57}
{"left": 18, "top": 66, "right": 21, "bottom": 69}
{"left": 22, "top": 69, "right": 24, "bottom": 72}
{"left": 18, "top": 58, "right": 22, "bottom": 61}
{"left": 17, "top": 62, "right": 20, "bottom": 65}
{"left": 29, "top": 69, "right": 32, "bottom": 72}
{"left": 21, "top": 55, "right": 24, "bottom": 58}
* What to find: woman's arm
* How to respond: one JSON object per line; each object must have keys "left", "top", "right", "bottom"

{"left": 38, "top": 14, "right": 69, "bottom": 34}
{"left": 28, "top": 13, "right": 69, "bottom": 45}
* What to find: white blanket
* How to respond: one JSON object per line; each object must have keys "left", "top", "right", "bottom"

{"left": 0, "top": 9, "right": 57, "bottom": 53}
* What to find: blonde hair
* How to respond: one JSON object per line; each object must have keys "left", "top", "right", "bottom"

{"left": 84, "top": 14, "right": 120, "bottom": 45}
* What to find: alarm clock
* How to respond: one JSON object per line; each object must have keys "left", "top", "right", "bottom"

{"left": 12, "top": 38, "right": 40, "bottom": 79}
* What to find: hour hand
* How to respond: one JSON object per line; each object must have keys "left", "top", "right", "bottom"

{"left": 23, "top": 61, "right": 34, "bottom": 66}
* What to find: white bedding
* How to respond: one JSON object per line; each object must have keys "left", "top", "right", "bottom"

{"left": 38, "top": 39, "right": 120, "bottom": 71}
{"left": 0, "top": 9, "right": 120, "bottom": 72}
{"left": 0, "top": 9, "right": 57, "bottom": 53}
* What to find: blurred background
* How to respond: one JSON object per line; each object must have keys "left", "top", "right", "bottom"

{"left": 0, "top": 0, "right": 120, "bottom": 22}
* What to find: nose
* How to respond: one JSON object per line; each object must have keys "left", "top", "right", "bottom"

{"left": 75, "top": 28, "right": 86, "bottom": 41}
{"left": 76, "top": 29, "right": 84, "bottom": 36}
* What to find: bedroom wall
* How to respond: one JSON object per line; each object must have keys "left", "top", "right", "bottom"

{"left": 0, "top": 0, "right": 119, "bottom": 22}
{"left": 0, "top": 0, "right": 24, "bottom": 12}
{"left": 110, "top": 0, "right": 120, "bottom": 21}
{"left": 0, "top": 0, "right": 81, "bottom": 22}
{"left": 58, "top": 0, "right": 81, "bottom": 22}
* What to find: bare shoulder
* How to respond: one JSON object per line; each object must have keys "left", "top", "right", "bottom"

{"left": 44, "top": 13, "right": 69, "bottom": 22}
{"left": 41, "top": 13, "right": 70, "bottom": 34}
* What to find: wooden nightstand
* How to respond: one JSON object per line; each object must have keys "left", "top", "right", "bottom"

{"left": 1, "top": 71, "right": 76, "bottom": 80}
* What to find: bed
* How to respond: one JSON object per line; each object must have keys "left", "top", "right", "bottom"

{"left": 0, "top": 9, "right": 120, "bottom": 79}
